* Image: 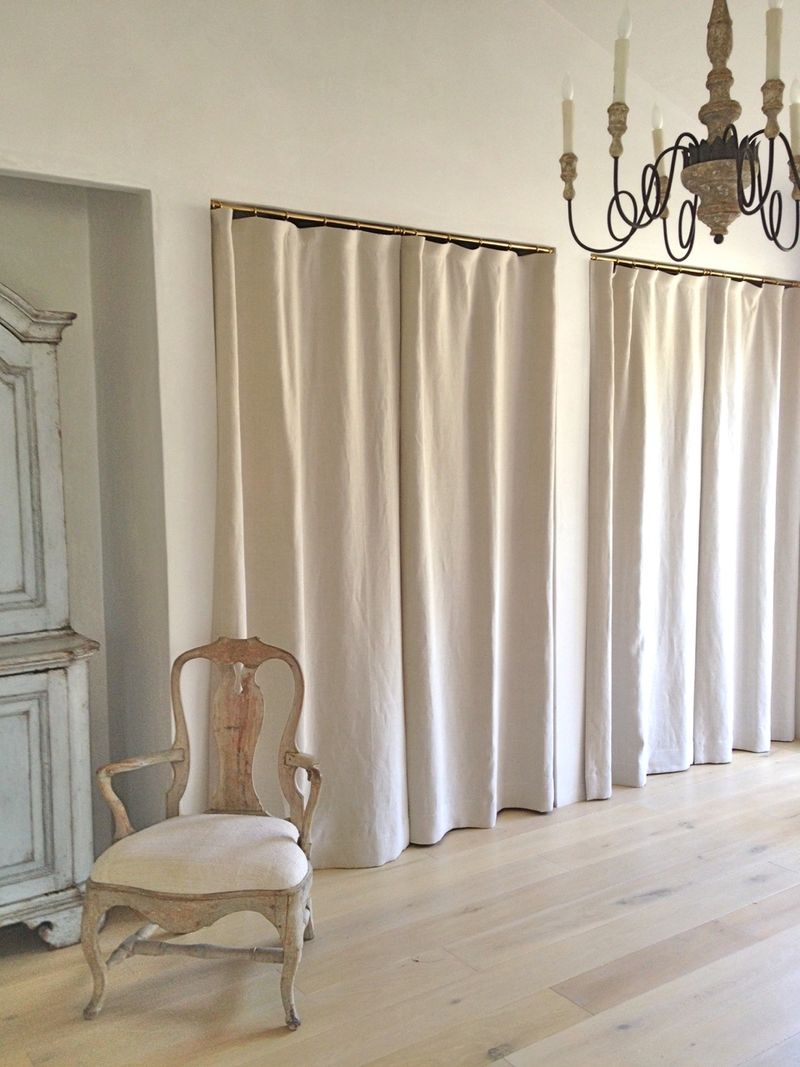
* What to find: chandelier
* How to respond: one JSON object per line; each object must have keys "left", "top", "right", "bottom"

{"left": 559, "top": 0, "right": 800, "bottom": 261}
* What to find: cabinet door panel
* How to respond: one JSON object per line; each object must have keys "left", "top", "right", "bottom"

{"left": 0, "top": 671, "right": 72, "bottom": 905}
{"left": 0, "top": 361, "right": 39, "bottom": 612}
{"left": 0, "top": 705, "right": 37, "bottom": 868}
{"left": 0, "top": 332, "right": 68, "bottom": 635}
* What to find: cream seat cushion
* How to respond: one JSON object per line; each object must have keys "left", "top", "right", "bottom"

{"left": 91, "top": 813, "right": 308, "bottom": 894}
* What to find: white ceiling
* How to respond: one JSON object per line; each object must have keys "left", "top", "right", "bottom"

{"left": 544, "top": 0, "right": 800, "bottom": 130}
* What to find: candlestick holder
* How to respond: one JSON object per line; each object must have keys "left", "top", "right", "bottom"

{"left": 560, "top": 153, "right": 578, "bottom": 201}
{"left": 607, "top": 102, "right": 629, "bottom": 159}
{"left": 762, "top": 79, "right": 785, "bottom": 140}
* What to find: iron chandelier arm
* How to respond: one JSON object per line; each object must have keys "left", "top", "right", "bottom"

{"left": 662, "top": 200, "right": 699, "bottom": 263}
{"left": 734, "top": 129, "right": 800, "bottom": 250}
{"left": 566, "top": 198, "right": 636, "bottom": 256}
{"left": 735, "top": 127, "right": 774, "bottom": 217}
{"left": 760, "top": 187, "right": 800, "bottom": 251}
{"left": 564, "top": 135, "right": 700, "bottom": 258}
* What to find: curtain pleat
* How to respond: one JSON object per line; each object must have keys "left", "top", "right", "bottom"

{"left": 586, "top": 261, "right": 797, "bottom": 797}
{"left": 694, "top": 280, "right": 782, "bottom": 760}
{"left": 771, "top": 290, "right": 800, "bottom": 740}
{"left": 600, "top": 266, "right": 707, "bottom": 789}
{"left": 584, "top": 261, "right": 615, "bottom": 800}
{"left": 211, "top": 209, "right": 247, "bottom": 640}
{"left": 625, "top": 269, "right": 707, "bottom": 781}
{"left": 400, "top": 239, "right": 555, "bottom": 843}
{"left": 211, "top": 211, "right": 556, "bottom": 867}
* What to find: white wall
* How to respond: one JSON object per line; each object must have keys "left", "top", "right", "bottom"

{"left": 1, "top": 0, "right": 797, "bottom": 813}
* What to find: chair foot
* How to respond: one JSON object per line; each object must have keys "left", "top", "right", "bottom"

{"left": 286, "top": 1008, "right": 301, "bottom": 1030}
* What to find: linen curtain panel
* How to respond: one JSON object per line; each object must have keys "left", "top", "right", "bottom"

{"left": 211, "top": 208, "right": 555, "bottom": 867}
{"left": 585, "top": 259, "right": 800, "bottom": 799}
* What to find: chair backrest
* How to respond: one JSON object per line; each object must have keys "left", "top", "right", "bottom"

{"left": 165, "top": 637, "right": 306, "bottom": 831}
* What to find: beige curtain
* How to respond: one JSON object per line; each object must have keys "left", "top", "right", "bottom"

{"left": 400, "top": 238, "right": 555, "bottom": 841}
{"left": 772, "top": 292, "right": 800, "bottom": 739}
{"left": 693, "top": 279, "right": 783, "bottom": 760}
{"left": 211, "top": 209, "right": 555, "bottom": 867}
{"left": 586, "top": 260, "right": 800, "bottom": 799}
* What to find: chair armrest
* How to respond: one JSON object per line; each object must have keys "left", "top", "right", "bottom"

{"left": 284, "top": 750, "right": 321, "bottom": 859}
{"left": 97, "top": 749, "right": 185, "bottom": 842}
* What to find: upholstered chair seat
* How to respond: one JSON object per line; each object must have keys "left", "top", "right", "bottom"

{"left": 90, "top": 813, "right": 309, "bottom": 896}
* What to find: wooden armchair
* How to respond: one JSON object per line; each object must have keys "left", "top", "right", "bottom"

{"left": 80, "top": 637, "right": 321, "bottom": 1031}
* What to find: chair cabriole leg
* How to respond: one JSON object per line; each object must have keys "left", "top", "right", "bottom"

{"left": 81, "top": 889, "right": 109, "bottom": 1020}
{"left": 279, "top": 894, "right": 306, "bottom": 1030}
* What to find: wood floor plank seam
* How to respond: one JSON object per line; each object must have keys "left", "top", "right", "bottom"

{"left": 737, "top": 1026, "right": 800, "bottom": 1066}
{"left": 547, "top": 981, "right": 603, "bottom": 1016}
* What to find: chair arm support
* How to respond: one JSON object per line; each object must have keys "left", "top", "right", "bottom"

{"left": 97, "top": 749, "right": 185, "bottom": 841}
{"left": 284, "top": 750, "right": 321, "bottom": 859}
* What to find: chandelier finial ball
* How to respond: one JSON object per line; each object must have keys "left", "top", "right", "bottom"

{"left": 714, "top": 234, "right": 724, "bottom": 244}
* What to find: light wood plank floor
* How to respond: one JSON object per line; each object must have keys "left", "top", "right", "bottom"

{"left": 6, "top": 744, "right": 800, "bottom": 1065}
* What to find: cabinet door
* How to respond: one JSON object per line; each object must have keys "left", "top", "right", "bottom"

{"left": 0, "top": 331, "right": 69, "bottom": 635}
{"left": 0, "top": 670, "right": 72, "bottom": 906}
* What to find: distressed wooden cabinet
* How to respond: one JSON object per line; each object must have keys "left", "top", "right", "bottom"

{"left": 0, "top": 282, "right": 98, "bottom": 947}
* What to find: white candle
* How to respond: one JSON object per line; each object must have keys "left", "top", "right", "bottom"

{"left": 562, "top": 74, "right": 575, "bottom": 154}
{"left": 791, "top": 78, "right": 800, "bottom": 154}
{"left": 767, "top": 0, "right": 783, "bottom": 82}
{"left": 652, "top": 104, "right": 665, "bottom": 173}
{"left": 613, "top": 6, "right": 632, "bottom": 104}
{"left": 651, "top": 105, "right": 664, "bottom": 156}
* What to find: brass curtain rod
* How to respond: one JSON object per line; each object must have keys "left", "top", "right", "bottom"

{"left": 210, "top": 200, "right": 554, "bottom": 256}
{"left": 591, "top": 253, "right": 800, "bottom": 290}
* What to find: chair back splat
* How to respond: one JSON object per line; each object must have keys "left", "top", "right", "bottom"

{"left": 168, "top": 636, "right": 305, "bottom": 827}
{"left": 209, "top": 660, "right": 266, "bottom": 814}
